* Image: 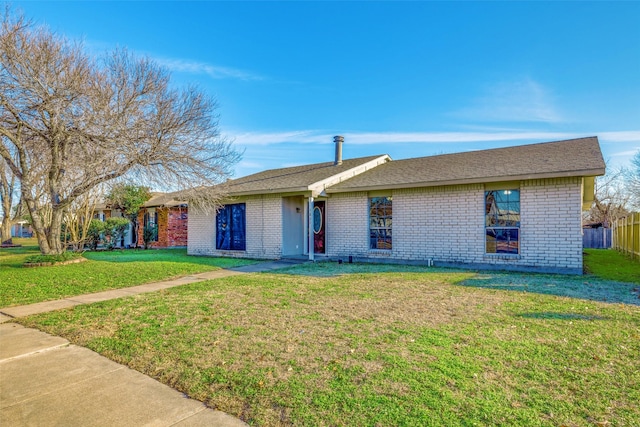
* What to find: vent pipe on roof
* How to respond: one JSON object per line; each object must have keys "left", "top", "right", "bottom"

{"left": 334, "top": 135, "right": 344, "bottom": 165}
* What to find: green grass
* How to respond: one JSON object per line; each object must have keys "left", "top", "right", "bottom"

{"left": 0, "top": 245, "right": 255, "bottom": 307}
{"left": 584, "top": 249, "right": 640, "bottom": 284}
{"left": 7, "top": 243, "right": 640, "bottom": 425}
{"left": 20, "top": 264, "right": 640, "bottom": 426}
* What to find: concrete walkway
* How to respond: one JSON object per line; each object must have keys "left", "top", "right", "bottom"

{"left": 0, "top": 259, "right": 305, "bottom": 426}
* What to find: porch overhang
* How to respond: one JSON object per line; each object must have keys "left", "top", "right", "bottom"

{"left": 582, "top": 176, "right": 596, "bottom": 211}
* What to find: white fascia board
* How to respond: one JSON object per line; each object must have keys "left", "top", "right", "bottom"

{"left": 326, "top": 168, "right": 606, "bottom": 194}
{"left": 308, "top": 155, "right": 391, "bottom": 197}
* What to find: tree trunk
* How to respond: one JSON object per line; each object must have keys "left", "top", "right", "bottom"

{"left": 22, "top": 195, "right": 49, "bottom": 254}
{"left": 46, "top": 207, "right": 65, "bottom": 254}
{"left": 0, "top": 164, "right": 14, "bottom": 245}
{"left": 0, "top": 217, "right": 11, "bottom": 245}
{"left": 21, "top": 193, "right": 67, "bottom": 254}
{"left": 1, "top": 187, "right": 11, "bottom": 244}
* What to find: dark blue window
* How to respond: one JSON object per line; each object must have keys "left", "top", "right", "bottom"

{"left": 216, "top": 203, "right": 246, "bottom": 251}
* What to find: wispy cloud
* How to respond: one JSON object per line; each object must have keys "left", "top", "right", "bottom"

{"left": 228, "top": 129, "right": 640, "bottom": 147}
{"left": 453, "top": 77, "right": 563, "bottom": 123}
{"left": 342, "top": 131, "right": 574, "bottom": 145}
{"left": 228, "top": 129, "right": 580, "bottom": 146}
{"left": 155, "top": 57, "right": 263, "bottom": 81}
{"left": 599, "top": 131, "right": 640, "bottom": 142}
{"left": 78, "top": 38, "right": 264, "bottom": 81}
{"left": 228, "top": 130, "right": 327, "bottom": 146}
{"left": 610, "top": 148, "right": 640, "bottom": 157}
{"left": 236, "top": 160, "right": 266, "bottom": 169}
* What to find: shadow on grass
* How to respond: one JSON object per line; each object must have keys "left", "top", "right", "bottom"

{"left": 273, "top": 261, "right": 447, "bottom": 277}
{"left": 82, "top": 248, "right": 193, "bottom": 263}
{"left": 0, "top": 262, "right": 29, "bottom": 269}
{"left": 516, "top": 312, "right": 608, "bottom": 321}
{"left": 0, "top": 245, "right": 41, "bottom": 269}
{"left": 83, "top": 249, "right": 257, "bottom": 269}
{"left": 0, "top": 246, "right": 36, "bottom": 254}
{"left": 460, "top": 273, "right": 640, "bottom": 306}
{"left": 266, "top": 261, "right": 640, "bottom": 305}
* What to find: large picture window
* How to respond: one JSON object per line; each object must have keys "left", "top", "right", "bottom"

{"left": 216, "top": 203, "right": 246, "bottom": 251}
{"left": 485, "top": 189, "right": 520, "bottom": 254}
{"left": 369, "top": 196, "right": 392, "bottom": 250}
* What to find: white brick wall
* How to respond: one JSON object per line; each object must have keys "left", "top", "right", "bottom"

{"left": 518, "top": 178, "right": 583, "bottom": 271}
{"left": 395, "top": 184, "right": 484, "bottom": 263}
{"left": 326, "top": 177, "right": 584, "bottom": 274}
{"left": 189, "top": 177, "right": 584, "bottom": 273}
{"left": 187, "top": 210, "right": 216, "bottom": 256}
{"left": 187, "top": 195, "right": 282, "bottom": 259}
{"left": 326, "top": 192, "right": 370, "bottom": 257}
{"left": 245, "top": 195, "right": 282, "bottom": 259}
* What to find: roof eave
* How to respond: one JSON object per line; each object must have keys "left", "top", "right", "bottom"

{"left": 225, "top": 155, "right": 392, "bottom": 198}
{"left": 227, "top": 187, "right": 313, "bottom": 197}
{"left": 309, "top": 155, "right": 391, "bottom": 197}
{"left": 143, "top": 201, "right": 187, "bottom": 208}
{"left": 326, "top": 168, "right": 606, "bottom": 193}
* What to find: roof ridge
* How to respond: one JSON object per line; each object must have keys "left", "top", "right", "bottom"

{"left": 390, "top": 136, "right": 599, "bottom": 163}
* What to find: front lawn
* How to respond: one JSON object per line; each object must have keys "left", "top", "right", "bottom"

{"left": 20, "top": 265, "right": 640, "bottom": 426}
{"left": 0, "top": 246, "right": 254, "bottom": 307}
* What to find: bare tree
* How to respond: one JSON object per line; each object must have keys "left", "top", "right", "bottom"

{"left": 0, "top": 10, "right": 240, "bottom": 254}
{"left": 626, "top": 150, "right": 640, "bottom": 211}
{"left": 585, "top": 168, "right": 630, "bottom": 227}
{"left": 61, "top": 187, "right": 102, "bottom": 251}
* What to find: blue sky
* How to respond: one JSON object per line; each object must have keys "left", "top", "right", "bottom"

{"left": 14, "top": 1, "right": 640, "bottom": 179}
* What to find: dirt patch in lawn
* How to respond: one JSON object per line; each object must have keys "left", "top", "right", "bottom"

{"left": 93, "top": 272, "right": 499, "bottom": 385}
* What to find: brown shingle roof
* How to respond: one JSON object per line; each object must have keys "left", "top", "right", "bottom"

{"left": 223, "top": 155, "right": 388, "bottom": 196}
{"left": 327, "top": 137, "right": 605, "bottom": 193}
{"left": 143, "top": 192, "right": 186, "bottom": 208}
{"left": 96, "top": 192, "right": 186, "bottom": 210}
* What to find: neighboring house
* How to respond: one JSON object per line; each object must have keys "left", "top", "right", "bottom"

{"left": 9, "top": 221, "right": 33, "bottom": 238}
{"left": 95, "top": 192, "right": 188, "bottom": 248}
{"left": 188, "top": 136, "right": 605, "bottom": 274}
{"left": 137, "top": 193, "right": 188, "bottom": 248}
{"left": 93, "top": 203, "right": 133, "bottom": 248}
{"left": 93, "top": 204, "right": 135, "bottom": 248}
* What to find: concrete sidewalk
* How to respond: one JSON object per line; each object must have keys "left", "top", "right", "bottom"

{"left": 0, "top": 259, "right": 305, "bottom": 426}
{"left": 0, "top": 323, "right": 246, "bottom": 426}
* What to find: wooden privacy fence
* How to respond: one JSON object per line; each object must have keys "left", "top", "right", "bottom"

{"left": 612, "top": 213, "right": 640, "bottom": 259}
{"left": 583, "top": 227, "right": 612, "bottom": 249}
